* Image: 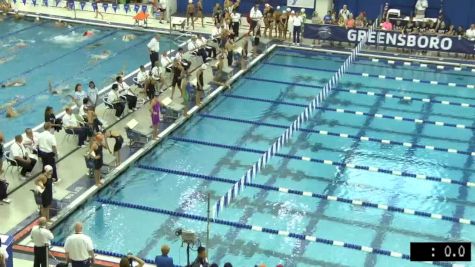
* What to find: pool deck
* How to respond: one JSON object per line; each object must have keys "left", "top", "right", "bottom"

{"left": 3, "top": 4, "right": 475, "bottom": 266}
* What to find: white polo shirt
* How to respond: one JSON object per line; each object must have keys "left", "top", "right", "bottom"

{"left": 22, "top": 132, "right": 39, "bottom": 150}
{"left": 147, "top": 37, "right": 160, "bottom": 53}
{"left": 116, "top": 81, "right": 133, "bottom": 96}
{"left": 30, "top": 225, "right": 54, "bottom": 247}
{"left": 107, "top": 90, "right": 120, "bottom": 103}
{"left": 250, "top": 7, "right": 262, "bottom": 21}
{"left": 160, "top": 55, "right": 172, "bottom": 67}
{"left": 231, "top": 12, "right": 241, "bottom": 22}
{"left": 10, "top": 142, "right": 28, "bottom": 159}
{"left": 64, "top": 233, "right": 94, "bottom": 261}
{"left": 151, "top": 66, "right": 163, "bottom": 80}
{"left": 136, "top": 70, "right": 149, "bottom": 84}
{"left": 62, "top": 113, "right": 79, "bottom": 128}
{"left": 293, "top": 16, "right": 302, "bottom": 26}
{"left": 187, "top": 40, "right": 199, "bottom": 51}
{"left": 38, "top": 130, "right": 57, "bottom": 153}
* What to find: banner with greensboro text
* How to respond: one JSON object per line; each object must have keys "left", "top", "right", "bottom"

{"left": 303, "top": 24, "right": 475, "bottom": 54}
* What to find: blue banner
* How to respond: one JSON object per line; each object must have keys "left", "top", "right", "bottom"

{"left": 80, "top": 1, "right": 85, "bottom": 10}
{"left": 102, "top": 3, "right": 108, "bottom": 12}
{"left": 21, "top": 0, "right": 26, "bottom": 5}
{"left": 91, "top": 2, "right": 97, "bottom": 10}
{"left": 112, "top": 3, "right": 117, "bottom": 12}
{"left": 133, "top": 4, "right": 139, "bottom": 13}
{"left": 68, "top": 0, "right": 74, "bottom": 9}
{"left": 141, "top": 5, "right": 147, "bottom": 12}
{"left": 303, "top": 24, "right": 475, "bottom": 54}
{"left": 124, "top": 3, "right": 130, "bottom": 13}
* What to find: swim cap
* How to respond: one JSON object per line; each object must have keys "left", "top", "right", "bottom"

{"left": 44, "top": 165, "right": 53, "bottom": 172}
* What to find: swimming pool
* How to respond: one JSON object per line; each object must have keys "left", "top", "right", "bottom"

{"left": 52, "top": 47, "right": 475, "bottom": 266}
{"left": 0, "top": 17, "right": 175, "bottom": 140}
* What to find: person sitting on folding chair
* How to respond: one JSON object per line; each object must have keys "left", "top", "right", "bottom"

{"left": 107, "top": 84, "right": 126, "bottom": 120}
{"left": 116, "top": 76, "right": 138, "bottom": 111}
{"left": 11, "top": 135, "right": 37, "bottom": 180}
{"left": 63, "top": 108, "right": 92, "bottom": 148}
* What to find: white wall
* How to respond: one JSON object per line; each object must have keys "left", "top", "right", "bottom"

{"left": 315, "top": 0, "right": 333, "bottom": 16}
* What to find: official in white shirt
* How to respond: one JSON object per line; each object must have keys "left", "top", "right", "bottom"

{"left": 11, "top": 135, "right": 37, "bottom": 179}
{"left": 38, "top": 122, "right": 59, "bottom": 182}
{"left": 147, "top": 34, "right": 160, "bottom": 70}
{"left": 135, "top": 65, "right": 149, "bottom": 87}
{"left": 211, "top": 24, "right": 223, "bottom": 43}
{"left": 198, "top": 34, "right": 217, "bottom": 58}
{"left": 339, "top": 4, "right": 351, "bottom": 21}
{"left": 22, "top": 128, "right": 39, "bottom": 154}
{"left": 292, "top": 11, "right": 303, "bottom": 45}
{"left": 187, "top": 35, "right": 209, "bottom": 62}
{"left": 116, "top": 76, "right": 137, "bottom": 111}
{"left": 160, "top": 51, "right": 173, "bottom": 72}
{"left": 107, "top": 84, "right": 125, "bottom": 119}
{"left": 64, "top": 223, "right": 95, "bottom": 267}
{"left": 249, "top": 4, "right": 263, "bottom": 34}
{"left": 30, "top": 217, "right": 54, "bottom": 267}
{"left": 231, "top": 10, "right": 241, "bottom": 38}
{"left": 63, "top": 107, "right": 91, "bottom": 148}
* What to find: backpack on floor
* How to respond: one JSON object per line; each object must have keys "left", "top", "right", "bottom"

{"left": 0, "top": 180, "right": 9, "bottom": 200}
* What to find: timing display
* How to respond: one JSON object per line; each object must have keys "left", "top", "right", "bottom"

{"left": 410, "top": 242, "right": 471, "bottom": 261}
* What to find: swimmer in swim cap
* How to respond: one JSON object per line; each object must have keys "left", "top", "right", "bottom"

{"left": 83, "top": 30, "right": 94, "bottom": 37}
{"left": 1, "top": 79, "right": 26, "bottom": 88}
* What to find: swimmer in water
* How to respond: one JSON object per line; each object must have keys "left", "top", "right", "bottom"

{"left": 122, "top": 34, "right": 136, "bottom": 42}
{"left": 54, "top": 20, "right": 67, "bottom": 27}
{"left": 6, "top": 106, "right": 17, "bottom": 118}
{"left": 86, "top": 42, "right": 103, "bottom": 49}
{"left": 90, "top": 50, "right": 111, "bottom": 63}
{"left": 0, "top": 55, "right": 14, "bottom": 64}
{"left": 1, "top": 79, "right": 26, "bottom": 88}
{"left": 83, "top": 30, "right": 94, "bottom": 37}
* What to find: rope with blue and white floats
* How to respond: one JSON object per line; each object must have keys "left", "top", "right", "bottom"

{"left": 171, "top": 137, "right": 475, "bottom": 189}
{"left": 263, "top": 62, "right": 475, "bottom": 89}
{"left": 96, "top": 198, "right": 458, "bottom": 266}
{"left": 223, "top": 94, "right": 475, "bottom": 131}
{"left": 14, "top": 0, "right": 150, "bottom": 14}
{"left": 199, "top": 113, "right": 475, "bottom": 157}
{"left": 213, "top": 23, "right": 377, "bottom": 219}
{"left": 137, "top": 164, "right": 475, "bottom": 226}
{"left": 275, "top": 50, "right": 475, "bottom": 73}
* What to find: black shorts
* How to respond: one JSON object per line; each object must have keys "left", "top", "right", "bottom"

{"left": 114, "top": 137, "right": 123, "bottom": 152}
{"left": 172, "top": 78, "right": 182, "bottom": 88}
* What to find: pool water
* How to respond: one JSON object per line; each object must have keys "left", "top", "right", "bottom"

{"left": 0, "top": 17, "right": 175, "bottom": 140}
{"left": 53, "top": 47, "right": 475, "bottom": 266}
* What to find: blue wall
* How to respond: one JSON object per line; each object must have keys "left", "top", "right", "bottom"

{"left": 332, "top": 0, "right": 475, "bottom": 28}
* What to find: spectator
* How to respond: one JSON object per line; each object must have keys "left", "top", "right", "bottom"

{"left": 136, "top": 65, "right": 149, "bottom": 87}
{"left": 87, "top": 81, "right": 98, "bottom": 107}
{"left": 78, "top": 98, "right": 91, "bottom": 121}
{"left": 466, "top": 24, "right": 475, "bottom": 41}
{"left": 147, "top": 34, "right": 160, "bottom": 69}
{"left": 11, "top": 135, "right": 37, "bottom": 180}
{"left": 116, "top": 76, "right": 138, "bottom": 111}
{"left": 213, "top": 3, "right": 222, "bottom": 25}
{"left": 64, "top": 222, "right": 95, "bottom": 267}
{"left": 292, "top": 10, "right": 303, "bottom": 45}
{"left": 63, "top": 107, "right": 91, "bottom": 148}
{"left": 323, "top": 10, "right": 332, "bottom": 24}
{"left": 120, "top": 254, "right": 144, "bottom": 267}
{"left": 44, "top": 106, "right": 62, "bottom": 132}
{"left": 195, "top": 63, "right": 206, "bottom": 105}
{"left": 30, "top": 218, "right": 54, "bottom": 267}
{"left": 381, "top": 19, "right": 393, "bottom": 31}
{"left": 22, "top": 128, "right": 39, "bottom": 154}
{"left": 339, "top": 4, "right": 351, "bottom": 21}
{"left": 249, "top": 4, "right": 263, "bottom": 34}
{"left": 107, "top": 84, "right": 125, "bottom": 120}
{"left": 345, "top": 14, "right": 355, "bottom": 29}
{"left": 73, "top": 84, "right": 87, "bottom": 107}
{"left": 89, "top": 133, "right": 105, "bottom": 186}
{"left": 160, "top": 51, "right": 173, "bottom": 72}
{"left": 186, "top": 0, "right": 195, "bottom": 30}
{"left": 104, "top": 130, "right": 123, "bottom": 166}
{"left": 446, "top": 24, "right": 456, "bottom": 36}
{"left": 456, "top": 26, "right": 465, "bottom": 37}
{"left": 154, "top": 244, "right": 173, "bottom": 267}
{"left": 38, "top": 122, "right": 59, "bottom": 183}
{"left": 150, "top": 94, "right": 161, "bottom": 140}
{"left": 191, "top": 246, "right": 209, "bottom": 267}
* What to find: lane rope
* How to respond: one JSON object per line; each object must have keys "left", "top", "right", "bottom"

{"left": 223, "top": 93, "right": 475, "bottom": 131}
{"left": 263, "top": 62, "right": 475, "bottom": 89}
{"left": 137, "top": 164, "right": 475, "bottom": 226}
{"left": 199, "top": 113, "right": 475, "bottom": 157}
{"left": 96, "top": 198, "right": 438, "bottom": 264}
{"left": 170, "top": 136, "right": 475, "bottom": 189}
